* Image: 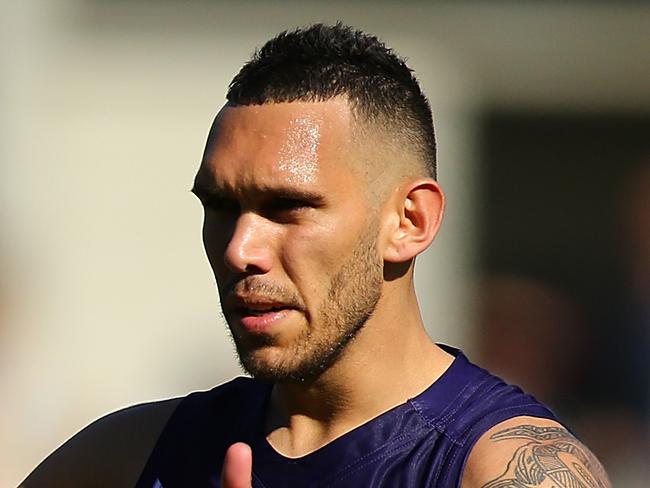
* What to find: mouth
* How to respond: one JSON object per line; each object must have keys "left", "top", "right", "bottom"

{"left": 226, "top": 297, "right": 298, "bottom": 333}
{"left": 239, "top": 304, "right": 291, "bottom": 316}
{"left": 236, "top": 307, "right": 294, "bottom": 333}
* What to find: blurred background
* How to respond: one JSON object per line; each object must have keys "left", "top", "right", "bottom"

{"left": 1, "top": 1, "right": 648, "bottom": 486}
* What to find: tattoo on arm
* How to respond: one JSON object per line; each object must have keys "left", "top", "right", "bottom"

{"left": 480, "top": 424, "right": 610, "bottom": 488}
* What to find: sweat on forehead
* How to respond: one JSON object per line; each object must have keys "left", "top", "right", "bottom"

{"left": 204, "top": 99, "right": 353, "bottom": 163}
{"left": 200, "top": 99, "right": 426, "bottom": 207}
{"left": 198, "top": 100, "right": 374, "bottom": 194}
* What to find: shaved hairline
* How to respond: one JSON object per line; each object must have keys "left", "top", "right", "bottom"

{"left": 347, "top": 102, "right": 432, "bottom": 206}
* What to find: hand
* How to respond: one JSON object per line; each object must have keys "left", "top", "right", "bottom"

{"left": 221, "top": 442, "right": 253, "bottom": 488}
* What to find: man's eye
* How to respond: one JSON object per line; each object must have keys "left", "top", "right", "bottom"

{"left": 204, "top": 197, "right": 240, "bottom": 214}
{"left": 267, "top": 198, "right": 310, "bottom": 214}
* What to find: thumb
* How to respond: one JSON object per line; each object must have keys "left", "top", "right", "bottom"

{"left": 221, "top": 442, "right": 253, "bottom": 488}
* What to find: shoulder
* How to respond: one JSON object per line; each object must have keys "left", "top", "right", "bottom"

{"left": 20, "top": 397, "right": 183, "bottom": 488}
{"left": 19, "top": 378, "right": 264, "bottom": 488}
{"left": 459, "top": 415, "right": 611, "bottom": 488}
{"left": 420, "top": 349, "right": 557, "bottom": 443}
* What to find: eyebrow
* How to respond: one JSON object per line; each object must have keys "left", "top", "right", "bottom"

{"left": 190, "top": 181, "right": 326, "bottom": 206}
{"left": 190, "top": 181, "right": 221, "bottom": 201}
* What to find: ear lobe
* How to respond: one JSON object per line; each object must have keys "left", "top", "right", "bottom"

{"left": 383, "top": 179, "right": 445, "bottom": 263}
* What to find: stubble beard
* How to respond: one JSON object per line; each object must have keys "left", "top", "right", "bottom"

{"left": 232, "top": 226, "right": 384, "bottom": 383}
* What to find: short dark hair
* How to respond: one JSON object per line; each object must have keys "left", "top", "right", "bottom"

{"left": 227, "top": 23, "right": 437, "bottom": 179}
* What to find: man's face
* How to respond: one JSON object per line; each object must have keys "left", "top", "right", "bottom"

{"left": 193, "top": 99, "right": 383, "bottom": 382}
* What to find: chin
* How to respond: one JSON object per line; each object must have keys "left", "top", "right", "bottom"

{"left": 237, "top": 349, "right": 331, "bottom": 384}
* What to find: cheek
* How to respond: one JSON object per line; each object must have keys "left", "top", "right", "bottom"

{"left": 281, "top": 219, "right": 355, "bottom": 288}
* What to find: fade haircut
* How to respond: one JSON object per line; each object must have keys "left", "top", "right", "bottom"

{"left": 227, "top": 23, "right": 437, "bottom": 179}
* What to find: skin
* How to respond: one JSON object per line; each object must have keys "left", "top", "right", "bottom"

{"left": 20, "top": 97, "right": 610, "bottom": 487}
{"left": 194, "top": 98, "right": 452, "bottom": 459}
{"left": 222, "top": 443, "right": 253, "bottom": 488}
{"left": 196, "top": 100, "right": 386, "bottom": 383}
{"left": 461, "top": 417, "right": 611, "bottom": 488}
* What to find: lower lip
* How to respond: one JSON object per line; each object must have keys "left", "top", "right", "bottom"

{"left": 238, "top": 309, "right": 293, "bottom": 333}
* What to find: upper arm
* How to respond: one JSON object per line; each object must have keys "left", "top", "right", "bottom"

{"left": 460, "top": 416, "right": 611, "bottom": 488}
{"left": 19, "top": 397, "right": 182, "bottom": 488}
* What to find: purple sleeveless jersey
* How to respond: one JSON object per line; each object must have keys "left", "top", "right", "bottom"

{"left": 136, "top": 346, "right": 559, "bottom": 487}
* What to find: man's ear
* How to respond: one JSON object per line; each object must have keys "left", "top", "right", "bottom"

{"left": 382, "top": 178, "right": 445, "bottom": 263}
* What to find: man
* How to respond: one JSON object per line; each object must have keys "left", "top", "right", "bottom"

{"left": 22, "top": 24, "right": 610, "bottom": 487}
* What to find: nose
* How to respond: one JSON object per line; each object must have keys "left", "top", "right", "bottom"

{"left": 223, "top": 212, "right": 274, "bottom": 274}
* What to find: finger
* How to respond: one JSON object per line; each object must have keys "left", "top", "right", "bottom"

{"left": 221, "top": 442, "right": 253, "bottom": 488}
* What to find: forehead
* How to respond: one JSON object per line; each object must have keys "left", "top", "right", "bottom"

{"left": 197, "top": 99, "right": 356, "bottom": 193}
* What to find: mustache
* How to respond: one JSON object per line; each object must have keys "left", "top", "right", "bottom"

{"left": 221, "top": 276, "right": 305, "bottom": 309}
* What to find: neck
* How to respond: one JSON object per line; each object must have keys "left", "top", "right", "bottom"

{"left": 264, "top": 284, "right": 454, "bottom": 458}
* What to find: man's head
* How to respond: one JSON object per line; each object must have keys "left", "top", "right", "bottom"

{"left": 193, "top": 24, "right": 444, "bottom": 383}
{"left": 227, "top": 23, "right": 437, "bottom": 184}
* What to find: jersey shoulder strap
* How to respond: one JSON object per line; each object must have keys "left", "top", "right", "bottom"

{"left": 135, "top": 377, "right": 271, "bottom": 488}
